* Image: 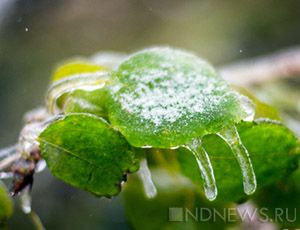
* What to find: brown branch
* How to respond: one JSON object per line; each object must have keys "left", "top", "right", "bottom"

{"left": 219, "top": 46, "right": 300, "bottom": 86}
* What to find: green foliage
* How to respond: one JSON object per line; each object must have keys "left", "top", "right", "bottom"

{"left": 107, "top": 47, "right": 248, "bottom": 148}
{"left": 123, "top": 168, "right": 239, "bottom": 230}
{"left": 51, "top": 60, "right": 106, "bottom": 82}
{"left": 175, "top": 120, "right": 299, "bottom": 203}
{"left": 253, "top": 163, "right": 300, "bottom": 228}
{"left": 0, "top": 181, "right": 13, "bottom": 221}
{"left": 34, "top": 47, "right": 300, "bottom": 228}
{"left": 62, "top": 89, "right": 108, "bottom": 118}
{"left": 39, "top": 113, "right": 140, "bottom": 197}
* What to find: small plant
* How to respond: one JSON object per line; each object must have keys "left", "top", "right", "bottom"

{"left": 0, "top": 47, "right": 299, "bottom": 229}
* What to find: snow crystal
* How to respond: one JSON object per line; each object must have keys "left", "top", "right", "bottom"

{"left": 112, "top": 53, "right": 233, "bottom": 127}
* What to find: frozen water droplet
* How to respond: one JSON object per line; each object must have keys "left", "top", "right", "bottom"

{"left": 185, "top": 139, "right": 217, "bottom": 201}
{"left": 137, "top": 159, "right": 157, "bottom": 198}
{"left": 218, "top": 126, "right": 257, "bottom": 195}
{"left": 20, "top": 187, "right": 32, "bottom": 214}
{"left": 35, "top": 159, "right": 46, "bottom": 173}
{"left": 239, "top": 95, "right": 255, "bottom": 122}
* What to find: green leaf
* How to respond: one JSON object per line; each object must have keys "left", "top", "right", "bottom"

{"left": 51, "top": 60, "right": 106, "bottom": 82}
{"left": 107, "top": 47, "right": 248, "bottom": 148}
{"left": 47, "top": 60, "right": 110, "bottom": 114}
{"left": 123, "top": 168, "right": 240, "bottom": 230}
{"left": 256, "top": 171, "right": 300, "bottom": 227}
{"left": 62, "top": 89, "right": 108, "bottom": 118}
{"left": 253, "top": 163, "right": 300, "bottom": 228}
{"left": 38, "top": 113, "right": 140, "bottom": 197}
{"left": 0, "top": 181, "right": 13, "bottom": 221}
{"left": 171, "top": 120, "right": 299, "bottom": 203}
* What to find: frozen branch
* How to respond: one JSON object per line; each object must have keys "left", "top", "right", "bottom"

{"left": 220, "top": 46, "right": 300, "bottom": 86}
{"left": 0, "top": 152, "right": 20, "bottom": 171}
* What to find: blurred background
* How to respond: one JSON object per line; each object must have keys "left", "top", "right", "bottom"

{"left": 0, "top": 0, "right": 300, "bottom": 229}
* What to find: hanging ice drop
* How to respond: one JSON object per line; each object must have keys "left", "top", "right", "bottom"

{"left": 219, "top": 126, "right": 257, "bottom": 195}
{"left": 184, "top": 139, "right": 217, "bottom": 201}
{"left": 20, "top": 187, "right": 32, "bottom": 214}
{"left": 137, "top": 159, "right": 157, "bottom": 198}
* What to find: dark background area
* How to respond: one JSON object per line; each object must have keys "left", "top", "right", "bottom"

{"left": 0, "top": 0, "right": 300, "bottom": 229}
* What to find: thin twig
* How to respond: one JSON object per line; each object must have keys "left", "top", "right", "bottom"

{"left": 0, "top": 145, "right": 17, "bottom": 159}
{"left": 0, "top": 152, "right": 20, "bottom": 171}
{"left": 220, "top": 46, "right": 300, "bottom": 86}
{"left": 29, "top": 211, "right": 46, "bottom": 230}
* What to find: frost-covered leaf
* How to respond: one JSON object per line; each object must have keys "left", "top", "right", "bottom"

{"left": 38, "top": 114, "right": 140, "bottom": 197}
{"left": 174, "top": 120, "right": 299, "bottom": 203}
{"left": 107, "top": 47, "right": 248, "bottom": 148}
{"left": 0, "top": 181, "right": 13, "bottom": 220}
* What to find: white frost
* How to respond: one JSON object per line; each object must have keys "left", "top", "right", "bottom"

{"left": 113, "top": 60, "right": 231, "bottom": 126}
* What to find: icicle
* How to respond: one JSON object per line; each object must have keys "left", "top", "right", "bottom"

{"left": 184, "top": 139, "right": 217, "bottom": 201}
{"left": 20, "top": 187, "right": 32, "bottom": 214}
{"left": 20, "top": 187, "right": 46, "bottom": 230}
{"left": 35, "top": 159, "right": 46, "bottom": 173}
{"left": 218, "top": 126, "right": 257, "bottom": 195}
{"left": 46, "top": 72, "right": 110, "bottom": 114}
{"left": 137, "top": 159, "right": 157, "bottom": 199}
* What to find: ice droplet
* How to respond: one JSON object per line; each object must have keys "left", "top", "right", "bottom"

{"left": 137, "top": 159, "right": 157, "bottom": 199}
{"left": 35, "top": 159, "right": 46, "bottom": 173}
{"left": 20, "top": 187, "right": 46, "bottom": 229}
{"left": 20, "top": 187, "right": 32, "bottom": 214}
{"left": 184, "top": 139, "right": 217, "bottom": 201}
{"left": 218, "top": 126, "right": 257, "bottom": 195}
{"left": 239, "top": 95, "right": 255, "bottom": 122}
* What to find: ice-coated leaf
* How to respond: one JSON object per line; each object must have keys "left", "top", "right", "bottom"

{"left": 38, "top": 113, "right": 140, "bottom": 197}
{"left": 51, "top": 60, "right": 106, "bottom": 82}
{"left": 0, "top": 181, "right": 13, "bottom": 220}
{"left": 107, "top": 47, "right": 248, "bottom": 148}
{"left": 47, "top": 60, "right": 110, "bottom": 114}
{"left": 62, "top": 89, "right": 108, "bottom": 118}
{"left": 175, "top": 120, "right": 299, "bottom": 203}
{"left": 236, "top": 88, "right": 280, "bottom": 120}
